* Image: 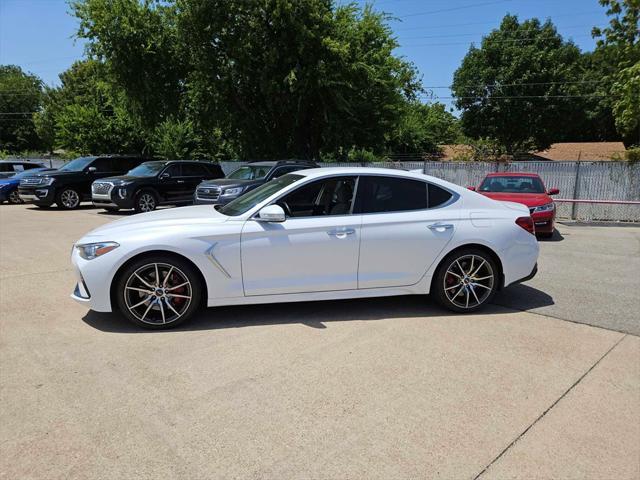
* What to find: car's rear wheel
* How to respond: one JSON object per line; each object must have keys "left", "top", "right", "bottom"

{"left": 57, "top": 188, "right": 81, "bottom": 209}
{"left": 8, "top": 190, "right": 23, "bottom": 204}
{"left": 433, "top": 248, "right": 498, "bottom": 312}
{"left": 115, "top": 255, "right": 203, "bottom": 329}
{"left": 134, "top": 190, "right": 157, "bottom": 213}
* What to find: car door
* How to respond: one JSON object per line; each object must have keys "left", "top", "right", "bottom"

{"left": 355, "top": 175, "right": 459, "bottom": 289}
{"left": 157, "top": 164, "right": 183, "bottom": 202}
{"left": 180, "top": 163, "right": 210, "bottom": 200}
{"left": 241, "top": 175, "right": 361, "bottom": 296}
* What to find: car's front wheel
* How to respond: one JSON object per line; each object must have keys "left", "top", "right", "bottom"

{"left": 134, "top": 190, "right": 157, "bottom": 213}
{"left": 8, "top": 190, "right": 23, "bottom": 204}
{"left": 115, "top": 255, "right": 203, "bottom": 329}
{"left": 433, "top": 248, "right": 498, "bottom": 312}
{"left": 57, "top": 188, "right": 81, "bottom": 209}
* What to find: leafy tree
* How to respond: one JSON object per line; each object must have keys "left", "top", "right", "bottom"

{"left": 35, "top": 60, "right": 145, "bottom": 154}
{"left": 387, "top": 102, "right": 461, "bottom": 154}
{"left": 452, "top": 15, "right": 589, "bottom": 154}
{"left": 592, "top": 0, "right": 640, "bottom": 145}
{"left": 73, "top": 0, "right": 423, "bottom": 159}
{"left": 0, "top": 65, "right": 43, "bottom": 152}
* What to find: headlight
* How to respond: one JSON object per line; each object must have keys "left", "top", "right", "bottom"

{"left": 532, "top": 202, "right": 555, "bottom": 213}
{"left": 42, "top": 177, "right": 55, "bottom": 186}
{"left": 76, "top": 241, "right": 120, "bottom": 260}
{"left": 222, "top": 187, "right": 244, "bottom": 196}
{"left": 118, "top": 187, "right": 128, "bottom": 199}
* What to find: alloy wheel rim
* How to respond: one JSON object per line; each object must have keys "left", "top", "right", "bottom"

{"left": 61, "top": 189, "right": 79, "bottom": 208}
{"left": 139, "top": 194, "right": 155, "bottom": 212}
{"left": 124, "top": 262, "right": 192, "bottom": 325}
{"left": 444, "top": 254, "right": 494, "bottom": 309}
{"left": 9, "top": 190, "right": 21, "bottom": 204}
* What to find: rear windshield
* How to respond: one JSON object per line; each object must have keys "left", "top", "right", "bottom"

{"left": 479, "top": 176, "right": 545, "bottom": 194}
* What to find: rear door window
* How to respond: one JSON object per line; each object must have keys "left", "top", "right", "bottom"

{"left": 182, "top": 163, "right": 209, "bottom": 177}
{"left": 354, "top": 176, "right": 428, "bottom": 214}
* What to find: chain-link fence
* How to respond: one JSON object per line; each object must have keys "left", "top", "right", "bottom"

{"left": 35, "top": 158, "right": 640, "bottom": 222}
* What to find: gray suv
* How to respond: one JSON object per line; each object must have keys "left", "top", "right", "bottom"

{"left": 194, "top": 160, "right": 318, "bottom": 206}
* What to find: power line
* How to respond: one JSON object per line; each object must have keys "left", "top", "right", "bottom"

{"left": 422, "top": 80, "right": 605, "bottom": 89}
{"left": 399, "top": 0, "right": 513, "bottom": 18}
{"left": 401, "top": 24, "right": 605, "bottom": 40}
{"left": 402, "top": 33, "right": 591, "bottom": 47}
{"left": 420, "top": 93, "right": 609, "bottom": 100}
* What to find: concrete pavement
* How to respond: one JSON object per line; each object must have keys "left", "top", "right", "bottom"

{"left": 0, "top": 204, "right": 638, "bottom": 479}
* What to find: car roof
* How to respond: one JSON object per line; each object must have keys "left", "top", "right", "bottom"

{"left": 484, "top": 172, "right": 541, "bottom": 178}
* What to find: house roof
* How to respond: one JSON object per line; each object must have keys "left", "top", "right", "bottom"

{"left": 531, "top": 142, "right": 626, "bottom": 161}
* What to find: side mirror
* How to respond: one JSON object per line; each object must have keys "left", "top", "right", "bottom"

{"left": 160, "top": 172, "right": 171, "bottom": 180}
{"left": 256, "top": 204, "right": 286, "bottom": 222}
{"left": 467, "top": 186, "right": 476, "bottom": 191}
{"left": 87, "top": 166, "right": 97, "bottom": 174}
{"left": 547, "top": 188, "right": 559, "bottom": 196}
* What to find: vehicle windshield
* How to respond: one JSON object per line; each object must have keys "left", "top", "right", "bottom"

{"left": 58, "top": 157, "right": 96, "bottom": 172}
{"left": 127, "top": 161, "right": 167, "bottom": 177}
{"left": 479, "top": 176, "right": 545, "bottom": 194}
{"left": 227, "top": 164, "right": 273, "bottom": 180}
{"left": 220, "top": 174, "right": 303, "bottom": 217}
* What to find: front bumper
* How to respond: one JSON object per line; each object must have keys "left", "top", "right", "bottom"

{"left": 70, "top": 246, "right": 115, "bottom": 312}
{"left": 193, "top": 193, "right": 237, "bottom": 206}
{"left": 18, "top": 186, "right": 55, "bottom": 205}
{"left": 531, "top": 211, "right": 555, "bottom": 233}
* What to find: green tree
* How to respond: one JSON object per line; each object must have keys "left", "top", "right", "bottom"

{"left": 35, "top": 60, "right": 145, "bottom": 154}
{"left": 72, "top": 0, "right": 423, "bottom": 159}
{"left": 0, "top": 65, "right": 43, "bottom": 152}
{"left": 451, "top": 15, "right": 589, "bottom": 154}
{"left": 592, "top": 0, "right": 640, "bottom": 145}
{"left": 387, "top": 102, "right": 461, "bottom": 154}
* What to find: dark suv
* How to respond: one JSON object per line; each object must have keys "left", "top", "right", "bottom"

{"left": 18, "top": 155, "right": 147, "bottom": 209}
{"left": 194, "top": 160, "right": 318, "bottom": 205}
{"left": 92, "top": 160, "right": 224, "bottom": 213}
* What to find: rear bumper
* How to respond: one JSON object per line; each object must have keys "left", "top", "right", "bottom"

{"left": 512, "top": 263, "right": 537, "bottom": 284}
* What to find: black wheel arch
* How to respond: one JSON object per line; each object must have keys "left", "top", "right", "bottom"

{"left": 110, "top": 250, "right": 208, "bottom": 310}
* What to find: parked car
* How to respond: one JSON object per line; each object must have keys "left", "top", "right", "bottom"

{"left": 71, "top": 167, "right": 539, "bottom": 329}
{"left": 194, "top": 160, "right": 318, "bottom": 206}
{"left": 92, "top": 160, "right": 225, "bottom": 213}
{"left": 469, "top": 173, "right": 559, "bottom": 238}
{"left": 0, "top": 168, "right": 56, "bottom": 204}
{"left": 0, "top": 160, "right": 46, "bottom": 179}
{"left": 19, "top": 155, "right": 149, "bottom": 209}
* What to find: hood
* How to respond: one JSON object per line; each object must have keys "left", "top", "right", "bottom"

{"left": 0, "top": 177, "right": 19, "bottom": 185}
{"left": 35, "top": 170, "right": 84, "bottom": 179}
{"left": 96, "top": 175, "right": 139, "bottom": 184}
{"left": 479, "top": 192, "right": 551, "bottom": 207}
{"left": 81, "top": 205, "right": 230, "bottom": 240}
{"left": 198, "top": 178, "right": 264, "bottom": 189}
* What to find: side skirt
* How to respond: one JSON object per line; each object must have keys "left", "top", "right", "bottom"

{"left": 206, "top": 284, "right": 429, "bottom": 308}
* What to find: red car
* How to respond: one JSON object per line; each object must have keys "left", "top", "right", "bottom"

{"left": 469, "top": 173, "right": 559, "bottom": 238}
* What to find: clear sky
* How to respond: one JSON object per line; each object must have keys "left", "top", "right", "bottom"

{"left": 1, "top": 0, "right": 610, "bottom": 111}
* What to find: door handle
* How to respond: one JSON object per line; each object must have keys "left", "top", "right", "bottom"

{"left": 327, "top": 227, "right": 356, "bottom": 237}
{"left": 427, "top": 223, "right": 454, "bottom": 231}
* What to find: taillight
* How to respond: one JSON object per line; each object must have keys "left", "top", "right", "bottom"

{"left": 516, "top": 216, "right": 535, "bottom": 235}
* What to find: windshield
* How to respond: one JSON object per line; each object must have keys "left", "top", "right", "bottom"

{"left": 220, "top": 174, "right": 303, "bottom": 216}
{"left": 59, "top": 157, "right": 96, "bottom": 172}
{"left": 479, "top": 176, "right": 545, "bottom": 194}
{"left": 127, "top": 161, "right": 167, "bottom": 177}
{"left": 227, "top": 165, "right": 273, "bottom": 180}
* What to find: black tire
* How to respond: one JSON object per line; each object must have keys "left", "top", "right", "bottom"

{"left": 432, "top": 248, "right": 498, "bottom": 313}
{"left": 538, "top": 231, "right": 554, "bottom": 239}
{"left": 56, "top": 188, "right": 81, "bottom": 209}
{"left": 8, "top": 190, "right": 23, "bottom": 204}
{"left": 134, "top": 189, "right": 157, "bottom": 213}
{"left": 115, "top": 254, "right": 203, "bottom": 329}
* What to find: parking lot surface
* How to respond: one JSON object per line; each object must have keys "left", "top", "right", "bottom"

{"left": 1, "top": 205, "right": 639, "bottom": 479}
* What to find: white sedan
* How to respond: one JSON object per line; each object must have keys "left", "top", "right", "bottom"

{"left": 71, "top": 168, "right": 539, "bottom": 329}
